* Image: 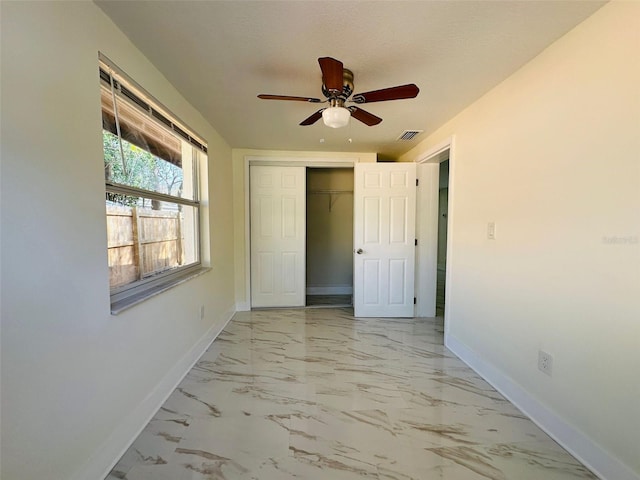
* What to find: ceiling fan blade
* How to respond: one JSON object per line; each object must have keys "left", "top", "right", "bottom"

{"left": 258, "top": 94, "right": 322, "bottom": 103}
{"left": 349, "top": 107, "right": 382, "bottom": 126}
{"left": 351, "top": 84, "right": 419, "bottom": 104}
{"left": 318, "top": 57, "right": 344, "bottom": 93}
{"left": 300, "top": 109, "right": 325, "bottom": 126}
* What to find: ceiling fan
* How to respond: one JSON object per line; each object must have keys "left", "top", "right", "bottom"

{"left": 258, "top": 57, "right": 419, "bottom": 128}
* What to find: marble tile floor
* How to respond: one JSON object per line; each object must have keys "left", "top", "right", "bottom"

{"left": 107, "top": 308, "right": 597, "bottom": 480}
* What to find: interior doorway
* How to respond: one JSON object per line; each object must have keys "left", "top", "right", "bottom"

{"left": 436, "top": 160, "right": 449, "bottom": 317}
{"left": 306, "top": 167, "right": 354, "bottom": 307}
{"left": 414, "top": 136, "right": 453, "bottom": 324}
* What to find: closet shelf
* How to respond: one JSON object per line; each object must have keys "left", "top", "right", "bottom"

{"left": 308, "top": 189, "right": 353, "bottom": 212}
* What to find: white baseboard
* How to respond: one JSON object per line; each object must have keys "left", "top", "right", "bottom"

{"left": 235, "top": 301, "right": 251, "bottom": 311}
{"left": 445, "top": 333, "right": 639, "bottom": 480}
{"left": 306, "top": 285, "right": 353, "bottom": 295}
{"left": 71, "top": 305, "right": 236, "bottom": 480}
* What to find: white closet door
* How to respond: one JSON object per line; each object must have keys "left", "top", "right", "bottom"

{"left": 250, "top": 166, "right": 306, "bottom": 307}
{"left": 353, "top": 162, "right": 416, "bottom": 317}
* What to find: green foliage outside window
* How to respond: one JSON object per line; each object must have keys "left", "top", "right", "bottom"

{"left": 103, "top": 131, "right": 183, "bottom": 207}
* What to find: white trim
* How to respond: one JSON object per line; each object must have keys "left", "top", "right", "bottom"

{"left": 248, "top": 159, "right": 355, "bottom": 168}
{"left": 443, "top": 137, "right": 455, "bottom": 339}
{"left": 445, "top": 334, "right": 639, "bottom": 480}
{"left": 413, "top": 136, "right": 455, "bottom": 333}
{"left": 71, "top": 305, "right": 236, "bottom": 480}
{"left": 235, "top": 301, "right": 251, "bottom": 312}
{"left": 414, "top": 162, "right": 438, "bottom": 317}
{"left": 306, "top": 285, "right": 353, "bottom": 295}
{"left": 111, "top": 266, "right": 210, "bottom": 314}
{"left": 244, "top": 157, "right": 251, "bottom": 311}
{"left": 246, "top": 155, "right": 358, "bottom": 166}
{"left": 416, "top": 136, "right": 455, "bottom": 164}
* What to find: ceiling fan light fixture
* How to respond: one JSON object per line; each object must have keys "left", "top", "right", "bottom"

{"left": 322, "top": 106, "right": 350, "bottom": 128}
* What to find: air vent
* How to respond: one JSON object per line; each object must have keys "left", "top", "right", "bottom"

{"left": 397, "top": 130, "right": 423, "bottom": 141}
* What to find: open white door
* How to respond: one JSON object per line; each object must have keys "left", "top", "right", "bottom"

{"left": 354, "top": 162, "right": 416, "bottom": 317}
{"left": 250, "top": 166, "right": 306, "bottom": 307}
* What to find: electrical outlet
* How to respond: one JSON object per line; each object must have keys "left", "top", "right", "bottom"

{"left": 199, "top": 305, "right": 205, "bottom": 320}
{"left": 538, "top": 350, "right": 553, "bottom": 376}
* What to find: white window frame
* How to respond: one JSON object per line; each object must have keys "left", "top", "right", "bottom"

{"left": 100, "top": 55, "right": 208, "bottom": 313}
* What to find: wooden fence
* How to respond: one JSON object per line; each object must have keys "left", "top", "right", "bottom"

{"left": 106, "top": 205, "right": 183, "bottom": 288}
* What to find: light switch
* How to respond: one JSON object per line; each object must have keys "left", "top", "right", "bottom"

{"left": 487, "top": 222, "right": 496, "bottom": 240}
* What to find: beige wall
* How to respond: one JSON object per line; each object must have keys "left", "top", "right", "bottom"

{"left": 232, "top": 149, "right": 375, "bottom": 308}
{"left": 306, "top": 168, "right": 354, "bottom": 291}
{"left": 0, "top": 2, "right": 235, "bottom": 479}
{"left": 401, "top": 2, "right": 640, "bottom": 477}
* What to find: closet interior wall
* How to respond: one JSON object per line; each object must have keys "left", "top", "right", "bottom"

{"left": 306, "top": 168, "right": 354, "bottom": 306}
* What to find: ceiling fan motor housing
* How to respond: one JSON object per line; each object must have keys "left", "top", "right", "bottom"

{"left": 322, "top": 68, "right": 354, "bottom": 102}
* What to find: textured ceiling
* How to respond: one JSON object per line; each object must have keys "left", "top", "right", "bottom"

{"left": 96, "top": 0, "right": 605, "bottom": 160}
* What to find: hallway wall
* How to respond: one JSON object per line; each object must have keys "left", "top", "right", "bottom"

{"left": 401, "top": 2, "right": 640, "bottom": 478}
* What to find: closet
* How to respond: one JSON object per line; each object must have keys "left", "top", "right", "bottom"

{"left": 249, "top": 162, "right": 416, "bottom": 314}
{"left": 306, "top": 168, "right": 354, "bottom": 307}
{"left": 249, "top": 165, "right": 354, "bottom": 308}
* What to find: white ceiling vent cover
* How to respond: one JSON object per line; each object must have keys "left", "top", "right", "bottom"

{"left": 397, "top": 130, "right": 423, "bottom": 141}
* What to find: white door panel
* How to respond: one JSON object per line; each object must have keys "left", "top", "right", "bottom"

{"left": 250, "top": 166, "right": 305, "bottom": 307}
{"left": 354, "top": 163, "right": 416, "bottom": 317}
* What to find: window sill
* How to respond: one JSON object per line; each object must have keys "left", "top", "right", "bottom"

{"left": 110, "top": 267, "right": 211, "bottom": 315}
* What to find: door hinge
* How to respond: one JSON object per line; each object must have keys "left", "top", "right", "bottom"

{"left": 413, "top": 297, "right": 417, "bottom": 305}
{"left": 414, "top": 238, "right": 418, "bottom": 246}
{"left": 416, "top": 178, "right": 419, "bottom": 186}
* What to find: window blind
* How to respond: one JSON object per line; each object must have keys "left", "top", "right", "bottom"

{"left": 99, "top": 65, "right": 208, "bottom": 163}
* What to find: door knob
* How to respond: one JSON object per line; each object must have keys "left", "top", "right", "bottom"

{"left": 356, "top": 248, "right": 363, "bottom": 254}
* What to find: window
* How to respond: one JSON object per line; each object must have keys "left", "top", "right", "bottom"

{"left": 100, "top": 57, "right": 207, "bottom": 311}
